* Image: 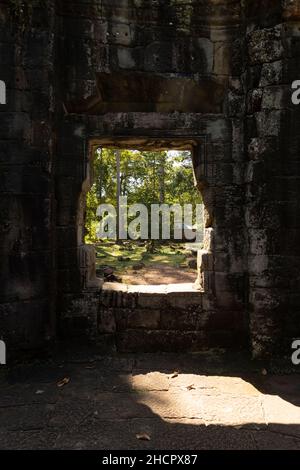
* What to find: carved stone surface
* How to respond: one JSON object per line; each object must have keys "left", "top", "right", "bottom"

{"left": 0, "top": 0, "right": 299, "bottom": 358}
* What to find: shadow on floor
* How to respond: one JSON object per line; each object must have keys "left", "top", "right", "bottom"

{"left": 0, "top": 350, "right": 300, "bottom": 449}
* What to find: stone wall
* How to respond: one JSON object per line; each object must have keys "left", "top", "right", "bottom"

{"left": 245, "top": 0, "right": 300, "bottom": 357}
{"left": 0, "top": 0, "right": 299, "bottom": 358}
{"left": 56, "top": 0, "right": 249, "bottom": 352}
{"left": 0, "top": 0, "right": 57, "bottom": 351}
{"left": 101, "top": 282, "right": 246, "bottom": 353}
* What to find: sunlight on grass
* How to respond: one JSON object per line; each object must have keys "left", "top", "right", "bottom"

{"left": 95, "top": 241, "right": 190, "bottom": 274}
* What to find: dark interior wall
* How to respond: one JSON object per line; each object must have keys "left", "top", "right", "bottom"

{"left": 0, "top": 1, "right": 57, "bottom": 352}
{"left": 57, "top": 0, "right": 247, "bottom": 342}
{"left": 0, "top": 0, "right": 299, "bottom": 357}
{"left": 283, "top": 3, "right": 300, "bottom": 351}
{"left": 56, "top": 0, "right": 249, "bottom": 348}
{"left": 244, "top": 0, "right": 300, "bottom": 356}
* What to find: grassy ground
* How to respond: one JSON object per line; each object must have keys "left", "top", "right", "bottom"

{"left": 95, "top": 241, "right": 189, "bottom": 272}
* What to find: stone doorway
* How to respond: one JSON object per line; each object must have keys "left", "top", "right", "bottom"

{"left": 83, "top": 144, "right": 203, "bottom": 288}
{"left": 78, "top": 137, "right": 207, "bottom": 288}
{"left": 79, "top": 140, "right": 207, "bottom": 350}
{"left": 58, "top": 113, "right": 247, "bottom": 352}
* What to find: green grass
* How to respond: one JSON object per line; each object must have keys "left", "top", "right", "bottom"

{"left": 94, "top": 241, "right": 188, "bottom": 274}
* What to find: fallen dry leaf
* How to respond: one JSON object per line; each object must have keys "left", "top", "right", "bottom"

{"left": 170, "top": 371, "right": 179, "bottom": 379}
{"left": 57, "top": 377, "right": 70, "bottom": 387}
{"left": 136, "top": 433, "right": 151, "bottom": 441}
{"left": 187, "top": 384, "right": 195, "bottom": 391}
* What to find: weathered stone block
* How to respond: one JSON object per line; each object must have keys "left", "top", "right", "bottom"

{"left": 144, "top": 41, "right": 173, "bottom": 72}
{"left": 259, "top": 60, "right": 283, "bottom": 87}
{"left": 117, "top": 47, "right": 139, "bottom": 69}
{"left": 228, "top": 90, "right": 245, "bottom": 117}
{"left": 213, "top": 252, "right": 229, "bottom": 272}
{"left": 262, "top": 86, "right": 289, "bottom": 110}
{"left": 137, "top": 292, "right": 166, "bottom": 309}
{"left": 247, "top": 88, "right": 263, "bottom": 114}
{"left": 247, "top": 26, "right": 284, "bottom": 65}
{"left": 166, "top": 291, "right": 202, "bottom": 309}
{"left": 127, "top": 308, "right": 160, "bottom": 329}
{"left": 116, "top": 329, "right": 207, "bottom": 353}
{"left": 255, "top": 110, "right": 282, "bottom": 137}
{"left": 0, "top": 299, "right": 51, "bottom": 349}
{"left": 64, "top": 18, "right": 94, "bottom": 38}
{"left": 191, "top": 38, "right": 213, "bottom": 74}
{"left": 198, "top": 250, "right": 214, "bottom": 272}
{"left": 213, "top": 42, "right": 231, "bottom": 75}
{"left": 247, "top": 137, "right": 278, "bottom": 161}
{"left": 0, "top": 42, "right": 14, "bottom": 66}
{"left": 0, "top": 112, "right": 31, "bottom": 140}
{"left": 248, "top": 229, "right": 267, "bottom": 255}
{"left": 98, "top": 307, "right": 116, "bottom": 334}
{"left": 160, "top": 307, "right": 203, "bottom": 331}
{"left": 110, "top": 23, "right": 132, "bottom": 46}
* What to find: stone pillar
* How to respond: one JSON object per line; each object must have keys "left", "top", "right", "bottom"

{"left": 78, "top": 244, "right": 102, "bottom": 290}
{"left": 245, "top": 1, "right": 300, "bottom": 357}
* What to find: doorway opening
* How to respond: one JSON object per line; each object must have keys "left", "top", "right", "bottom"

{"left": 84, "top": 146, "right": 204, "bottom": 286}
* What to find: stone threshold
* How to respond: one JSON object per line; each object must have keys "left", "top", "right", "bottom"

{"left": 102, "top": 282, "right": 202, "bottom": 294}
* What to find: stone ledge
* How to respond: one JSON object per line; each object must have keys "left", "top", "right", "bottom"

{"left": 102, "top": 282, "right": 201, "bottom": 293}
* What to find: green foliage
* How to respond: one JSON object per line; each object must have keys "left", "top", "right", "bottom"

{"left": 85, "top": 148, "right": 202, "bottom": 242}
{"left": 165, "top": 151, "right": 202, "bottom": 206}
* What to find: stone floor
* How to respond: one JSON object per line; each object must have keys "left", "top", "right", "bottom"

{"left": 0, "top": 351, "right": 300, "bottom": 450}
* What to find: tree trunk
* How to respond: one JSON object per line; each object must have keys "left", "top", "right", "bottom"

{"left": 115, "top": 149, "right": 121, "bottom": 240}
{"left": 158, "top": 154, "right": 165, "bottom": 204}
{"left": 98, "top": 148, "right": 103, "bottom": 204}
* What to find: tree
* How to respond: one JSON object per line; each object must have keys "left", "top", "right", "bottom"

{"left": 85, "top": 148, "right": 202, "bottom": 242}
{"left": 115, "top": 149, "right": 121, "bottom": 240}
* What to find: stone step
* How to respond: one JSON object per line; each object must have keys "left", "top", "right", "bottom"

{"left": 98, "top": 282, "right": 246, "bottom": 353}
